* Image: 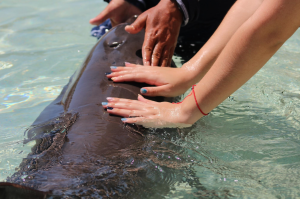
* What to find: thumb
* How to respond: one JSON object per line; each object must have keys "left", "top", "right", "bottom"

{"left": 125, "top": 14, "right": 147, "bottom": 34}
{"left": 140, "top": 85, "right": 170, "bottom": 97}
{"left": 90, "top": 8, "right": 111, "bottom": 25}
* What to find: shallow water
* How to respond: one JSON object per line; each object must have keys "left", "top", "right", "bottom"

{"left": 1, "top": 0, "right": 300, "bottom": 198}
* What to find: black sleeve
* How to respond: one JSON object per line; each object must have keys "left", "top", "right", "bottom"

{"left": 125, "top": 0, "right": 148, "bottom": 12}
{"left": 102, "top": 0, "right": 152, "bottom": 12}
{"left": 123, "top": 0, "right": 236, "bottom": 27}
{"left": 179, "top": 0, "right": 236, "bottom": 26}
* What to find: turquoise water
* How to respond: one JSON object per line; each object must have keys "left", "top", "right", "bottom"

{"left": 1, "top": 0, "right": 300, "bottom": 198}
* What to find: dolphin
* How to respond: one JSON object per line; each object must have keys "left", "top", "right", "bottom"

{"left": 1, "top": 17, "right": 191, "bottom": 198}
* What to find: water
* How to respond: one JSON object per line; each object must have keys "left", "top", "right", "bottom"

{"left": 1, "top": 0, "right": 300, "bottom": 198}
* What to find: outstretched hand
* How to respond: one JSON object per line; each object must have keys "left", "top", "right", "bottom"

{"left": 125, "top": 0, "right": 182, "bottom": 66}
{"left": 107, "top": 63, "right": 196, "bottom": 97}
{"left": 102, "top": 95, "right": 192, "bottom": 128}
{"left": 89, "top": 0, "right": 142, "bottom": 27}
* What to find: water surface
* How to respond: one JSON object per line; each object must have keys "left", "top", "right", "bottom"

{"left": 0, "top": 0, "right": 300, "bottom": 198}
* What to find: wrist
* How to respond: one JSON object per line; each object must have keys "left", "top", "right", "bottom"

{"left": 161, "top": 0, "right": 188, "bottom": 26}
{"left": 179, "top": 85, "right": 210, "bottom": 124}
{"left": 179, "top": 66, "right": 200, "bottom": 87}
{"left": 178, "top": 95, "right": 204, "bottom": 124}
{"left": 159, "top": 0, "right": 183, "bottom": 24}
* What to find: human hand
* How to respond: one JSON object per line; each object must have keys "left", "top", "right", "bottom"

{"left": 89, "top": 0, "right": 142, "bottom": 27}
{"left": 102, "top": 95, "right": 193, "bottom": 128}
{"left": 107, "top": 63, "right": 196, "bottom": 97}
{"left": 125, "top": 0, "right": 182, "bottom": 66}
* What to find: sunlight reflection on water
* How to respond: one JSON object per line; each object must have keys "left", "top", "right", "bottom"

{"left": 0, "top": 0, "right": 300, "bottom": 198}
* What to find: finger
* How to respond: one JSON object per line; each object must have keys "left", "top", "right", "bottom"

{"left": 105, "top": 97, "right": 158, "bottom": 107}
{"left": 105, "top": 101, "right": 147, "bottom": 110}
{"left": 137, "top": 94, "right": 158, "bottom": 104}
{"left": 111, "top": 73, "right": 159, "bottom": 85}
{"left": 121, "top": 117, "right": 147, "bottom": 124}
{"left": 125, "top": 13, "right": 147, "bottom": 34}
{"left": 89, "top": 8, "right": 111, "bottom": 25}
{"left": 110, "top": 64, "right": 143, "bottom": 72}
{"left": 160, "top": 46, "right": 170, "bottom": 67}
{"left": 167, "top": 46, "right": 175, "bottom": 67}
{"left": 107, "top": 108, "right": 150, "bottom": 118}
{"left": 140, "top": 85, "right": 171, "bottom": 97}
{"left": 106, "top": 97, "right": 146, "bottom": 104}
{"left": 109, "top": 66, "right": 133, "bottom": 72}
{"left": 151, "top": 43, "right": 164, "bottom": 66}
{"left": 124, "top": 62, "right": 139, "bottom": 67}
{"left": 125, "top": 117, "right": 159, "bottom": 128}
{"left": 142, "top": 32, "right": 156, "bottom": 66}
{"left": 107, "top": 66, "right": 150, "bottom": 78}
{"left": 106, "top": 71, "right": 130, "bottom": 78}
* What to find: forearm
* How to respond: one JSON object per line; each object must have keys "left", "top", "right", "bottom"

{"left": 181, "top": 0, "right": 263, "bottom": 85}
{"left": 181, "top": 0, "right": 300, "bottom": 123}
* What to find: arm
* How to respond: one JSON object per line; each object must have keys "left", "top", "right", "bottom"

{"left": 181, "top": 0, "right": 300, "bottom": 124}
{"left": 104, "top": 0, "right": 300, "bottom": 128}
{"left": 90, "top": 0, "right": 142, "bottom": 27}
{"left": 108, "top": 0, "right": 263, "bottom": 96}
{"left": 180, "top": 0, "right": 264, "bottom": 84}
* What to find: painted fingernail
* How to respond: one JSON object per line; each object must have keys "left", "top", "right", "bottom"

{"left": 141, "top": 88, "right": 147, "bottom": 94}
{"left": 121, "top": 118, "right": 127, "bottom": 122}
{"left": 107, "top": 107, "right": 113, "bottom": 110}
{"left": 128, "top": 25, "right": 135, "bottom": 30}
{"left": 110, "top": 66, "right": 117, "bottom": 69}
{"left": 105, "top": 72, "right": 111, "bottom": 75}
{"left": 101, "top": 102, "right": 108, "bottom": 106}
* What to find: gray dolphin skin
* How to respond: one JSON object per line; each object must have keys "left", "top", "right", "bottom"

{"left": 0, "top": 17, "right": 228, "bottom": 199}
{"left": 1, "top": 17, "right": 187, "bottom": 198}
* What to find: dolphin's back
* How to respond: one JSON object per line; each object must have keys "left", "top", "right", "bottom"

{"left": 6, "top": 18, "right": 178, "bottom": 197}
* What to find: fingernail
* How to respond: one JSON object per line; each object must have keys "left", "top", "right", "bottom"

{"left": 105, "top": 72, "right": 111, "bottom": 75}
{"left": 111, "top": 77, "right": 116, "bottom": 81}
{"left": 141, "top": 88, "right": 147, "bottom": 94}
{"left": 121, "top": 118, "right": 127, "bottom": 122}
{"left": 110, "top": 66, "right": 117, "bottom": 69}
{"left": 107, "top": 97, "right": 113, "bottom": 101}
{"left": 145, "top": 61, "right": 150, "bottom": 66}
{"left": 107, "top": 107, "right": 113, "bottom": 110}
{"left": 101, "top": 102, "right": 108, "bottom": 106}
{"left": 125, "top": 62, "right": 131, "bottom": 65}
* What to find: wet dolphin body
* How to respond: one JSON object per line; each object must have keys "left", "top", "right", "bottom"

{"left": 1, "top": 19, "right": 180, "bottom": 198}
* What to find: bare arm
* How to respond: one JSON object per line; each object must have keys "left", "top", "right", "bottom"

{"left": 103, "top": 0, "right": 300, "bottom": 128}
{"left": 182, "top": 0, "right": 300, "bottom": 123}
{"left": 90, "top": 0, "right": 142, "bottom": 27}
{"left": 182, "top": 0, "right": 264, "bottom": 83}
{"left": 108, "top": 0, "right": 263, "bottom": 96}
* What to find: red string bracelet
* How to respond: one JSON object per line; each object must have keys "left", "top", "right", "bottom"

{"left": 172, "top": 85, "right": 209, "bottom": 116}
{"left": 192, "top": 85, "right": 208, "bottom": 116}
{"left": 172, "top": 92, "right": 192, "bottom": 104}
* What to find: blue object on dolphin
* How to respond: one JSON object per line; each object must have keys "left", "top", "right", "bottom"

{"left": 90, "top": 18, "right": 112, "bottom": 39}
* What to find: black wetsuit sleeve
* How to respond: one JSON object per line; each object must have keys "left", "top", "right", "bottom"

{"left": 121, "top": 0, "right": 236, "bottom": 27}
{"left": 102, "top": 0, "right": 148, "bottom": 12}
{"left": 125, "top": 0, "right": 148, "bottom": 12}
{"left": 179, "top": 0, "right": 236, "bottom": 26}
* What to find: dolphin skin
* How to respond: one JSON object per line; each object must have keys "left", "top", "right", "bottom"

{"left": 1, "top": 17, "right": 186, "bottom": 198}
